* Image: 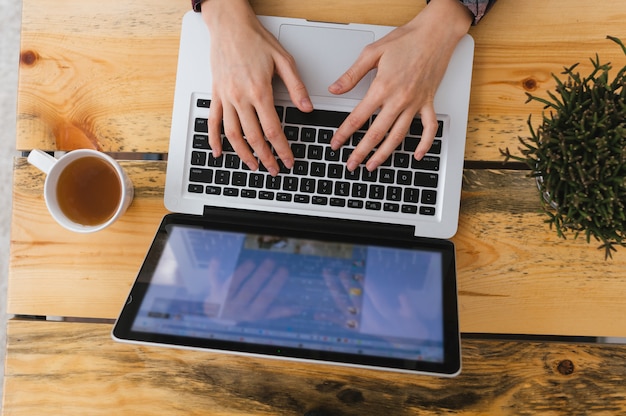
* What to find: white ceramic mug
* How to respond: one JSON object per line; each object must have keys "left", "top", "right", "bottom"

{"left": 28, "top": 149, "right": 134, "bottom": 233}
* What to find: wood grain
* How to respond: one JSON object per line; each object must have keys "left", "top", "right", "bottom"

{"left": 16, "top": 0, "right": 626, "bottom": 160}
{"left": 4, "top": 320, "right": 626, "bottom": 415}
{"left": 9, "top": 158, "right": 626, "bottom": 336}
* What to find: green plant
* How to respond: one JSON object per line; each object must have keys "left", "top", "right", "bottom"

{"left": 501, "top": 36, "right": 626, "bottom": 259}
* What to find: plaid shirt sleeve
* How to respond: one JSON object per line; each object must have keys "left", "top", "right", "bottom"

{"left": 426, "top": 0, "right": 496, "bottom": 24}
{"left": 458, "top": 0, "right": 497, "bottom": 24}
{"left": 192, "top": 0, "right": 496, "bottom": 24}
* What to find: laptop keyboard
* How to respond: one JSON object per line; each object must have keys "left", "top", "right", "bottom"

{"left": 187, "top": 97, "right": 445, "bottom": 218}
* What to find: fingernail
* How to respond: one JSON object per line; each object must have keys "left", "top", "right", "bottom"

{"left": 301, "top": 98, "right": 313, "bottom": 111}
{"left": 347, "top": 160, "right": 358, "bottom": 172}
{"left": 283, "top": 158, "right": 294, "bottom": 170}
{"left": 268, "top": 167, "right": 279, "bottom": 177}
{"left": 328, "top": 82, "right": 341, "bottom": 94}
{"left": 415, "top": 151, "right": 425, "bottom": 161}
{"left": 246, "top": 160, "right": 259, "bottom": 171}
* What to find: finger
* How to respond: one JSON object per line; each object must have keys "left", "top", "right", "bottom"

{"left": 256, "top": 98, "right": 294, "bottom": 170}
{"left": 274, "top": 53, "right": 313, "bottom": 112}
{"left": 414, "top": 105, "right": 438, "bottom": 161}
{"left": 365, "top": 111, "right": 413, "bottom": 171}
{"left": 344, "top": 107, "right": 397, "bottom": 172}
{"left": 328, "top": 44, "right": 379, "bottom": 95}
{"left": 330, "top": 95, "right": 380, "bottom": 158}
{"left": 207, "top": 98, "right": 224, "bottom": 157}
{"left": 222, "top": 104, "right": 258, "bottom": 171}
{"left": 238, "top": 105, "right": 280, "bottom": 175}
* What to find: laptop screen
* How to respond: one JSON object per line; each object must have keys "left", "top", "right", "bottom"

{"left": 113, "top": 213, "right": 461, "bottom": 376}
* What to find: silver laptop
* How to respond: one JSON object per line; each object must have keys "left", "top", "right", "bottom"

{"left": 165, "top": 11, "right": 474, "bottom": 239}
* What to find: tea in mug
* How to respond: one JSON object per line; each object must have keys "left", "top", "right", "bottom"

{"left": 56, "top": 156, "right": 122, "bottom": 226}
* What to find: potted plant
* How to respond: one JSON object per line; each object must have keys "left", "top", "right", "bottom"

{"left": 501, "top": 36, "right": 626, "bottom": 259}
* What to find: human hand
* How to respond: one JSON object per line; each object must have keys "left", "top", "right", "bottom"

{"left": 328, "top": 0, "right": 473, "bottom": 172}
{"left": 201, "top": 0, "right": 313, "bottom": 176}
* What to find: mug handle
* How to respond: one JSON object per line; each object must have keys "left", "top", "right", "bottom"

{"left": 27, "top": 149, "right": 58, "bottom": 174}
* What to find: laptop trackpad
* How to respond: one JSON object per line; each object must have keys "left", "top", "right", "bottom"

{"left": 276, "top": 24, "right": 375, "bottom": 100}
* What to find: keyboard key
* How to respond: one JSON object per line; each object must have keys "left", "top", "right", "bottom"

{"left": 429, "top": 140, "right": 442, "bottom": 155}
{"left": 421, "top": 189, "right": 438, "bottom": 205}
{"left": 293, "top": 160, "right": 309, "bottom": 175}
{"left": 308, "top": 145, "right": 324, "bottom": 160}
{"left": 191, "top": 151, "right": 207, "bottom": 166}
{"left": 420, "top": 206, "right": 436, "bottom": 216}
{"left": 330, "top": 198, "right": 346, "bottom": 207}
{"left": 393, "top": 153, "right": 410, "bottom": 168}
{"left": 188, "top": 184, "right": 203, "bottom": 193}
{"left": 351, "top": 183, "right": 367, "bottom": 198}
{"left": 283, "top": 176, "right": 299, "bottom": 191}
{"left": 208, "top": 154, "right": 223, "bottom": 167}
{"left": 195, "top": 118, "right": 208, "bottom": 133}
{"left": 259, "top": 191, "right": 275, "bottom": 200}
{"left": 379, "top": 169, "right": 395, "bottom": 183}
{"left": 348, "top": 200, "right": 364, "bottom": 209}
{"left": 327, "top": 163, "right": 343, "bottom": 178}
{"left": 414, "top": 172, "right": 439, "bottom": 188}
{"left": 193, "top": 134, "right": 210, "bottom": 149}
{"left": 386, "top": 186, "right": 402, "bottom": 201}
{"left": 285, "top": 107, "right": 349, "bottom": 128}
{"left": 241, "top": 189, "right": 257, "bottom": 198}
{"left": 324, "top": 147, "right": 340, "bottom": 162}
{"left": 291, "top": 143, "right": 306, "bottom": 159}
{"left": 312, "top": 196, "right": 328, "bottom": 205}
{"left": 369, "top": 185, "right": 384, "bottom": 200}
{"left": 404, "top": 188, "right": 420, "bottom": 203}
{"left": 266, "top": 175, "right": 281, "bottom": 190}
{"left": 318, "top": 129, "right": 333, "bottom": 144}
{"left": 189, "top": 168, "right": 213, "bottom": 183}
{"left": 401, "top": 205, "right": 418, "bottom": 214}
{"left": 397, "top": 170, "right": 412, "bottom": 185}
{"left": 344, "top": 168, "right": 360, "bottom": 181}
{"left": 342, "top": 148, "right": 353, "bottom": 162}
{"left": 223, "top": 188, "right": 239, "bottom": 197}
{"left": 362, "top": 169, "right": 378, "bottom": 182}
{"left": 300, "top": 178, "right": 316, "bottom": 193}
{"left": 215, "top": 170, "right": 230, "bottom": 185}
{"left": 334, "top": 181, "right": 350, "bottom": 197}
{"left": 232, "top": 171, "right": 247, "bottom": 187}
{"left": 294, "top": 194, "right": 310, "bottom": 203}
{"left": 410, "top": 119, "right": 444, "bottom": 137}
{"left": 224, "top": 154, "right": 241, "bottom": 169}
{"left": 317, "top": 180, "right": 333, "bottom": 195}
{"left": 383, "top": 203, "right": 400, "bottom": 212}
{"left": 284, "top": 125, "right": 299, "bottom": 141}
{"left": 222, "top": 137, "right": 234, "bottom": 152}
{"left": 205, "top": 186, "right": 221, "bottom": 195}
{"left": 197, "top": 99, "right": 211, "bottom": 108}
{"left": 310, "top": 162, "right": 326, "bottom": 177}
{"left": 366, "top": 201, "right": 382, "bottom": 210}
{"left": 301, "top": 127, "right": 316, "bottom": 142}
{"left": 249, "top": 173, "right": 264, "bottom": 188}
{"left": 277, "top": 193, "right": 292, "bottom": 202}
{"left": 352, "top": 132, "right": 365, "bottom": 147}
{"left": 412, "top": 156, "right": 440, "bottom": 171}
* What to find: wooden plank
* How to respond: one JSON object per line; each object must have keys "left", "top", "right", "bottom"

{"left": 16, "top": 0, "right": 626, "bottom": 159}
{"left": 4, "top": 320, "right": 626, "bottom": 415}
{"left": 9, "top": 158, "right": 626, "bottom": 336}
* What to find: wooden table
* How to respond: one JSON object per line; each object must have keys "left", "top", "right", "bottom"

{"left": 6, "top": 0, "right": 626, "bottom": 414}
